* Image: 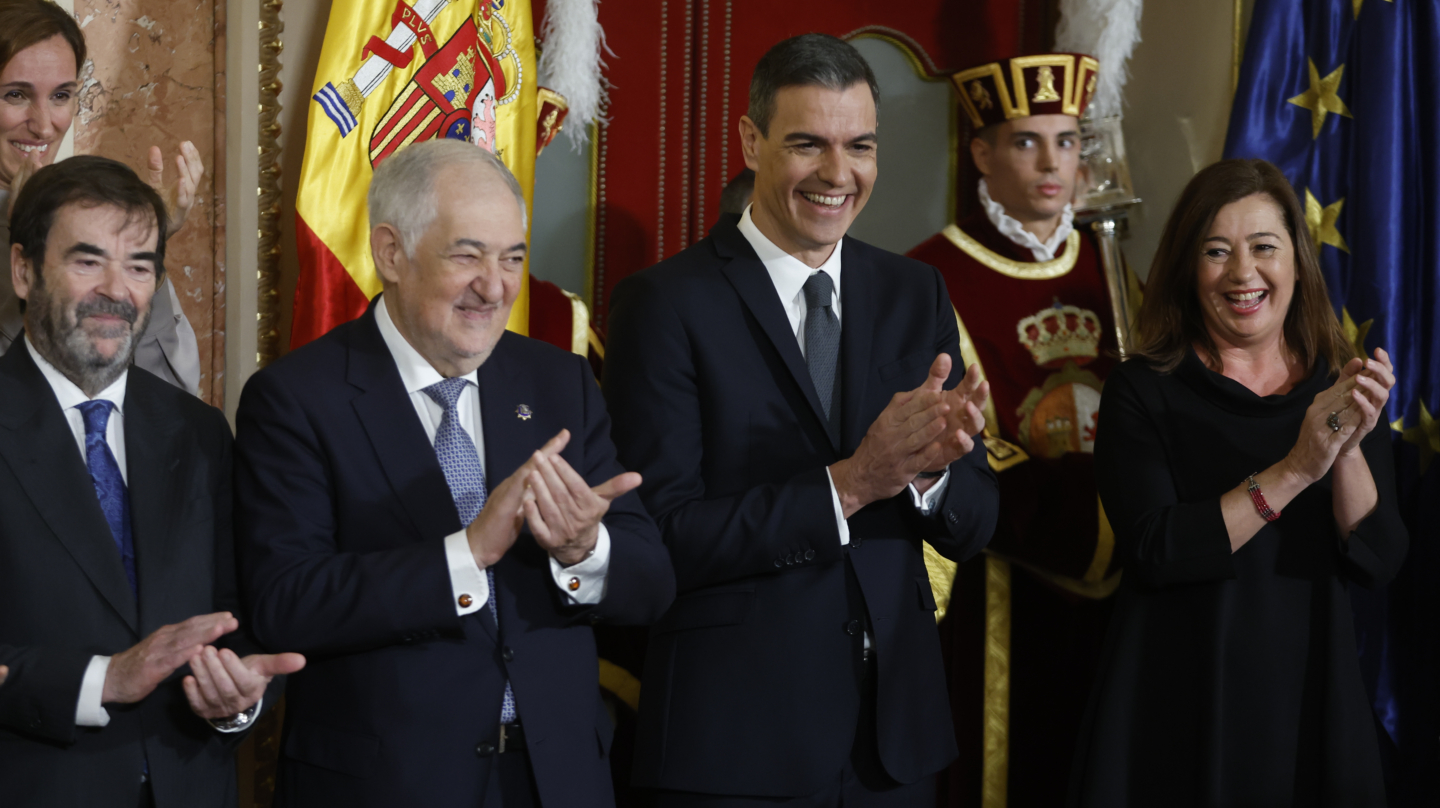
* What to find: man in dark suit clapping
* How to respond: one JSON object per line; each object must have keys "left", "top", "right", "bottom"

{"left": 0, "top": 156, "right": 301, "bottom": 808}
{"left": 604, "top": 34, "right": 1000, "bottom": 807}
{"left": 235, "top": 138, "right": 675, "bottom": 808}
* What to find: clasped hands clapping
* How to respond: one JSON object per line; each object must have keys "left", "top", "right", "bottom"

{"left": 1284, "top": 347, "right": 1395, "bottom": 484}
{"left": 832, "top": 354, "right": 990, "bottom": 518}
{"left": 467, "top": 429, "right": 642, "bottom": 569}
{"left": 98, "top": 612, "right": 304, "bottom": 722}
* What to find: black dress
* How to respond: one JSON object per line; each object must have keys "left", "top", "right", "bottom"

{"left": 1070, "top": 350, "right": 1408, "bottom": 807}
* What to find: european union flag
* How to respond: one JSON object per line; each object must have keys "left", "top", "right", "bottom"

{"left": 1225, "top": 0, "right": 1440, "bottom": 803}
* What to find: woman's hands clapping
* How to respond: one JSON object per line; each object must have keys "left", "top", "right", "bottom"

{"left": 1337, "top": 348, "right": 1395, "bottom": 456}
{"left": 1285, "top": 347, "right": 1395, "bottom": 484}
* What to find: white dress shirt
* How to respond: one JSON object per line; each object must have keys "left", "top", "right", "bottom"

{"left": 978, "top": 178, "right": 1075, "bottom": 261}
{"left": 28, "top": 338, "right": 128, "bottom": 729}
{"left": 372, "top": 296, "right": 611, "bottom": 615}
{"left": 735, "top": 207, "right": 950, "bottom": 548}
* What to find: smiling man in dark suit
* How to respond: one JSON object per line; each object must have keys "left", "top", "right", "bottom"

{"left": 0, "top": 155, "right": 301, "bottom": 807}
{"left": 604, "top": 34, "right": 1001, "bottom": 807}
{"left": 234, "top": 138, "right": 675, "bottom": 808}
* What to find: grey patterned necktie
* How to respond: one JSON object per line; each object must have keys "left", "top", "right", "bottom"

{"left": 803, "top": 271, "right": 841, "bottom": 445}
{"left": 422, "top": 378, "right": 517, "bottom": 724}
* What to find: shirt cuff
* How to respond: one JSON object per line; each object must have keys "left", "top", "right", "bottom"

{"left": 825, "top": 467, "right": 851, "bottom": 546}
{"left": 209, "top": 697, "right": 262, "bottom": 734}
{"left": 444, "top": 529, "right": 489, "bottom": 616}
{"left": 75, "top": 655, "right": 111, "bottom": 727}
{"left": 907, "top": 468, "right": 951, "bottom": 515}
{"left": 549, "top": 525, "right": 611, "bottom": 604}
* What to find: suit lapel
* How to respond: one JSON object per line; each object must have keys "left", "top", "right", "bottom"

{"left": 124, "top": 379, "right": 185, "bottom": 634}
{"left": 346, "top": 309, "right": 465, "bottom": 547}
{"left": 473, "top": 336, "right": 533, "bottom": 643}
{"left": 475, "top": 334, "right": 534, "bottom": 493}
{"left": 0, "top": 346, "right": 138, "bottom": 633}
{"left": 838, "top": 241, "right": 876, "bottom": 456}
{"left": 714, "top": 226, "right": 832, "bottom": 443}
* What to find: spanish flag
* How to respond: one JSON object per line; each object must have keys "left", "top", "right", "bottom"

{"left": 293, "top": 0, "right": 537, "bottom": 347}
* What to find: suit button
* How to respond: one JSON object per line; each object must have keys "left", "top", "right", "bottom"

{"left": 851, "top": 537, "right": 863, "bottom": 549}
{"left": 804, "top": 549, "right": 815, "bottom": 561}
{"left": 845, "top": 620, "right": 861, "bottom": 636}
{"left": 785, "top": 554, "right": 794, "bottom": 565}
{"left": 773, "top": 558, "right": 782, "bottom": 567}
{"left": 946, "top": 511, "right": 958, "bottom": 524}
{"left": 502, "top": 646, "right": 514, "bottom": 662}
{"left": 476, "top": 742, "right": 496, "bottom": 756}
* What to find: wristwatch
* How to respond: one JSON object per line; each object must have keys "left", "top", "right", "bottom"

{"left": 208, "top": 703, "right": 259, "bottom": 733}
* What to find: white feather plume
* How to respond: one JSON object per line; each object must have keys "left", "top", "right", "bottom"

{"left": 536, "top": 0, "right": 609, "bottom": 150}
{"left": 1054, "top": 0, "right": 1143, "bottom": 118}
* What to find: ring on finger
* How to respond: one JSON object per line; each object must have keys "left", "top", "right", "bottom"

{"left": 1327, "top": 411, "right": 1341, "bottom": 433}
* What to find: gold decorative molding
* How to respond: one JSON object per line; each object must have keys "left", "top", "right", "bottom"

{"left": 257, "top": 0, "right": 284, "bottom": 367}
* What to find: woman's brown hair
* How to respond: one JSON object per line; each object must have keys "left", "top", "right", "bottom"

{"left": 0, "top": 0, "right": 86, "bottom": 76}
{"left": 1129, "top": 158, "right": 1354, "bottom": 375}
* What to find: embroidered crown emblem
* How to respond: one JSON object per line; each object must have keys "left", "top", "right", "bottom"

{"left": 1016, "top": 299, "right": 1102, "bottom": 368}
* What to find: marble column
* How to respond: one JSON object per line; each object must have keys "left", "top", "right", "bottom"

{"left": 72, "top": 0, "right": 227, "bottom": 406}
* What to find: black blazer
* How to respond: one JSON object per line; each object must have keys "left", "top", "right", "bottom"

{"left": 0, "top": 342, "right": 257, "bottom": 807}
{"left": 603, "top": 219, "right": 999, "bottom": 797}
{"left": 234, "top": 304, "right": 675, "bottom": 808}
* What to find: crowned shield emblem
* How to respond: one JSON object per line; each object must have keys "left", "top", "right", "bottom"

{"left": 368, "top": 17, "right": 509, "bottom": 166}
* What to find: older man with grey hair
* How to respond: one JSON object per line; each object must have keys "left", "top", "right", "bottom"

{"left": 234, "top": 138, "right": 675, "bottom": 808}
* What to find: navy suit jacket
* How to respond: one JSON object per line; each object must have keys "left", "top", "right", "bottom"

{"left": 604, "top": 219, "right": 999, "bottom": 797}
{"left": 0, "top": 342, "right": 262, "bottom": 807}
{"left": 235, "top": 304, "right": 675, "bottom": 808}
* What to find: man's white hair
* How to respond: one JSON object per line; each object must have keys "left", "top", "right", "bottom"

{"left": 367, "top": 139, "right": 528, "bottom": 258}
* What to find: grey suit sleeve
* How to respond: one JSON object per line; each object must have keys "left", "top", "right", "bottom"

{"left": 131, "top": 279, "right": 202, "bottom": 396}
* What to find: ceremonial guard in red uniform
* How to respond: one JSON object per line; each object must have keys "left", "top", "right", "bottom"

{"left": 907, "top": 53, "right": 1136, "bottom": 807}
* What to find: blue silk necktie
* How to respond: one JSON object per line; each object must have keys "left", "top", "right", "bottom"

{"left": 423, "top": 377, "right": 516, "bottom": 724}
{"left": 76, "top": 400, "right": 137, "bottom": 597}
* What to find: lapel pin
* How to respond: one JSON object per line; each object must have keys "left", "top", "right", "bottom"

{"left": 516, "top": 404, "right": 534, "bottom": 421}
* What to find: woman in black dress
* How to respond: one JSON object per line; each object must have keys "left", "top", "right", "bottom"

{"left": 1070, "top": 159, "right": 1408, "bottom": 806}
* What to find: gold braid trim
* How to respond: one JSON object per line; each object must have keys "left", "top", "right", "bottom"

{"left": 954, "top": 306, "right": 1030, "bottom": 473}
{"left": 1083, "top": 497, "right": 1117, "bottom": 584}
{"left": 988, "top": 549, "right": 1123, "bottom": 600}
{"left": 560, "top": 288, "right": 590, "bottom": 357}
{"left": 922, "top": 541, "right": 956, "bottom": 624}
{"left": 942, "top": 224, "right": 1079, "bottom": 280}
{"left": 598, "top": 658, "right": 641, "bottom": 712}
{"left": 982, "top": 555, "right": 1012, "bottom": 808}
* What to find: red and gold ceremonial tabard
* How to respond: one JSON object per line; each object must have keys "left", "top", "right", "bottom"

{"left": 909, "top": 211, "right": 1128, "bottom": 808}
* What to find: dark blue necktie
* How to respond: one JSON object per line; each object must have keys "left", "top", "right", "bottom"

{"left": 76, "top": 400, "right": 136, "bottom": 598}
{"left": 422, "top": 378, "right": 516, "bottom": 723}
{"left": 803, "top": 271, "right": 842, "bottom": 445}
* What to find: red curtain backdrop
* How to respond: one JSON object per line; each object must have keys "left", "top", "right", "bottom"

{"left": 588, "top": 0, "right": 1058, "bottom": 331}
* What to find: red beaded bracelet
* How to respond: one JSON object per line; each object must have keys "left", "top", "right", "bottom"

{"left": 1246, "top": 474, "right": 1280, "bottom": 522}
